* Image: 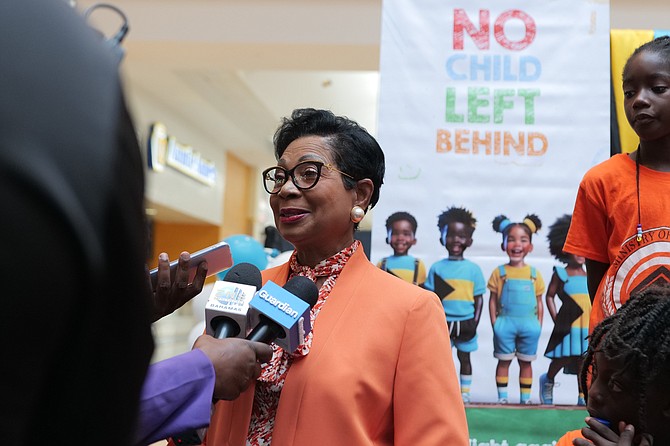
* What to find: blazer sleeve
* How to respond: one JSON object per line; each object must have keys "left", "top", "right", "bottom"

{"left": 392, "top": 290, "right": 469, "bottom": 445}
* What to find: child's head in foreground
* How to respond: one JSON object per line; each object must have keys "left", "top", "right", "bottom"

{"left": 581, "top": 285, "right": 670, "bottom": 444}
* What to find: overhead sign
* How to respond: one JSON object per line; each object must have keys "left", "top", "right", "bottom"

{"left": 147, "top": 122, "right": 217, "bottom": 187}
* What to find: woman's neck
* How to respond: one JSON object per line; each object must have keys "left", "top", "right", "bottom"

{"left": 295, "top": 237, "right": 355, "bottom": 268}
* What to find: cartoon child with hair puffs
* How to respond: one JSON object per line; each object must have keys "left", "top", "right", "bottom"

{"left": 488, "top": 214, "right": 545, "bottom": 405}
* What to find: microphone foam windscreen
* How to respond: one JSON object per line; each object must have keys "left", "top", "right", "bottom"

{"left": 284, "top": 275, "right": 319, "bottom": 308}
{"left": 224, "top": 262, "right": 262, "bottom": 288}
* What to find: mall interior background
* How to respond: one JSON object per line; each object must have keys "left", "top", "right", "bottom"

{"left": 75, "top": 0, "right": 669, "bottom": 362}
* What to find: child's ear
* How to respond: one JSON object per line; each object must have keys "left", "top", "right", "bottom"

{"left": 465, "top": 238, "right": 473, "bottom": 248}
{"left": 410, "top": 237, "right": 417, "bottom": 246}
{"left": 528, "top": 243, "right": 534, "bottom": 254}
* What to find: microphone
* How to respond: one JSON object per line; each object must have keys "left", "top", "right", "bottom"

{"left": 172, "top": 276, "right": 316, "bottom": 446}
{"left": 204, "top": 263, "right": 262, "bottom": 339}
{"left": 246, "top": 276, "right": 319, "bottom": 352}
{"left": 170, "top": 264, "right": 262, "bottom": 446}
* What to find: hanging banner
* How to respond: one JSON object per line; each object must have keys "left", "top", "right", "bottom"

{"left": 373, "top": 0, "right": 610, "bottom": 406}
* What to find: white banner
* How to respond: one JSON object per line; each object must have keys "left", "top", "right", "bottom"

{"left": 373, "top": 0, "right": 610, "bottom": 405}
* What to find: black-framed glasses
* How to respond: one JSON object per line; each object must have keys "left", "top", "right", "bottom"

{"left": 262, "top": 161, "right": 354, "bottom": 194}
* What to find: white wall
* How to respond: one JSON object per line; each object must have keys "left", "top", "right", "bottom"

{"left": 126, "top": 83, "right": 226, "bottom": 225}
{"left": 611, "top": 0, "right": 670, "bottom": 29}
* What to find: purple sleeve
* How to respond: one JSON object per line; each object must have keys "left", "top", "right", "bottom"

{"left": 134, "top": 349, "right": 215, "bottom": 445}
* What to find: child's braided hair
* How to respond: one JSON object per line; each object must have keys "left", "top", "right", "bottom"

{"left": 580, "top": 285, "right": 670, "bottom": 432}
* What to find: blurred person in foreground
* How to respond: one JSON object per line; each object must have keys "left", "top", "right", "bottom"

{"left": 555, "top": 285, "right": 670, "bottom": 445}
{"left": 0, "top": 1, "right": 270, "bottom": 445}
{"left": 191, "top": 108, "right": 468, "bottom": 445}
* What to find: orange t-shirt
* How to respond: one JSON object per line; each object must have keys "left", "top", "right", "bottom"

{"left": 555, "top": 429, "right": 585, "bottom": 446}
{"left": 564, "top": 154, "right": 670, "bottom": 329}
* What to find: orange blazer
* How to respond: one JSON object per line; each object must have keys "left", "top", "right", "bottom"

{"left": 202, "top": 248, "right": 469, "bottom": 445}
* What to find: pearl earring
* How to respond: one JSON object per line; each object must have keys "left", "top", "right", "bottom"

{"left": 350, "top": 205, "right": 365, "bottom": 223}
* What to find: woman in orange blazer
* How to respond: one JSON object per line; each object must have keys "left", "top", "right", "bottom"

{"left": 198, "top": 109, "right": 468, "bottom": 445}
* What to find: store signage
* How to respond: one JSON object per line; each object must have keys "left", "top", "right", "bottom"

{"left": 147, "top": 122, "right": 217, "bottom": 186}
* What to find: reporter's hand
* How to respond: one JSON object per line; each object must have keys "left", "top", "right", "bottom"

{"left": 148, "top": 251, "right": 207, "bottom": 322}
{"left": 193, "top": 335, "right": 273, "bottom": 401}
{"left": 574, "top": 418, "right": 653, "bottom": 446}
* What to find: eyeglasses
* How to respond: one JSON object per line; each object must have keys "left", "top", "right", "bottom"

{"left": 262, "top": 161, "right": 354, "bottom": 194}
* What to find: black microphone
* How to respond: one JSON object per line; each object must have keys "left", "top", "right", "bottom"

{"left": 204, "top": 263, "right": 262, "bottom": 339}
{"left": 172, "top": 263, "right": 263, "bottom": 446}
{"left": 246, "top": 276, "right": 319, "bottom": 350}
{"left": 172, "top": 277, "right": 317, "bottom": 445}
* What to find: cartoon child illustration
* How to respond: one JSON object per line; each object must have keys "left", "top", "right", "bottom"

{"left": 377, "top": 211, "right": 426, "bottom": 285}
{"left": 488, "top": 214, "right": 545, "bottom": 404}
{"left": 540, "top": 214, "right": 590, "bottom": 406}
{"left": 423, "top": 206, "right": 485, "bottom": 403}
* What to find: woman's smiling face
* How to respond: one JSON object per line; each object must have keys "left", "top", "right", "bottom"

{"left": 269, "top": 135, "right": 359, "bottom": 261}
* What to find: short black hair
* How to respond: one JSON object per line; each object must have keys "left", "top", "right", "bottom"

{"left": 385, "top": 211, "right": 418, "bottom": 233}
{"left": 581, "top": 285, "right": 670, "bottom": 433}
{"left": 624, "top": 35, "right": 670, "bottom": 77}
{"left": 273, "top": 108, "right": 385, "bottom": 209}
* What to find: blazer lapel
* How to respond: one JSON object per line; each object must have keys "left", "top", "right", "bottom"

{"left": 273, "top": 248, "right": 372, "bottom": 441}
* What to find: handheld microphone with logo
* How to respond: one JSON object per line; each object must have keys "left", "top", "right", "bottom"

{"left": 171, "top": 263, "right": 263, "bottom": 446}
{"left": 246, "top": 275, "right": 319, "bottom": 352}
{"left": 204, "top": 263, "right": 262, "bottom": 339}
